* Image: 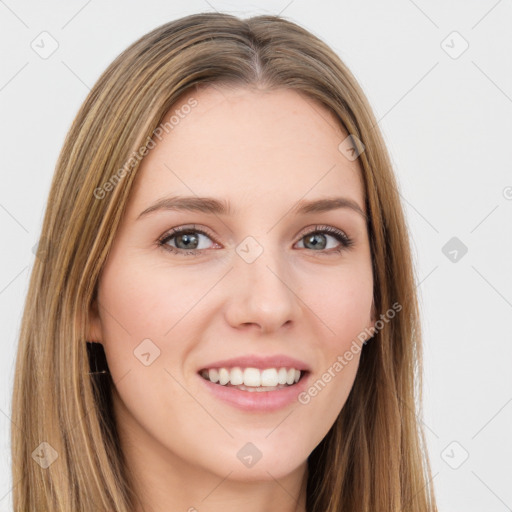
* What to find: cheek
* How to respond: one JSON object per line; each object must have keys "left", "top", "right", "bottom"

{"left": 297, "top": 264, "right": 371, "bottom": 406}
{"left": 97, "top": 260, "right": 201, "bottom": 345}
{"left": 302, "top": 262, "right": 373, "bottom": 340}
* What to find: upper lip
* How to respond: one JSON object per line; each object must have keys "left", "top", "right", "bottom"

{"left": 198, "top": 354, "right": 311, "bottom": 372}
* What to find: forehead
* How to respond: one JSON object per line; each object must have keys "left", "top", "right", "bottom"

{"left": 130, "top": 85, "right": 365, "bottom": 215}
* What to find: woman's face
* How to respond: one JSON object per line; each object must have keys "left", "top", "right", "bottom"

{"left": 89, "top": 85, "right": 375, "bottom": 485}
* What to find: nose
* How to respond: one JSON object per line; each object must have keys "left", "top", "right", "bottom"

{"left": 224, "top": 245, "right": 302, "bottom": 334}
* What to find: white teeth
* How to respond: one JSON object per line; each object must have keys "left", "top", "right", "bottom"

{"left": 243, "top": 367, "right": 261, "bottom": 387}
{"left": 218, "top": 368, "right": 230, "bottom": 386}
{"left": 208, "top": 368, "right": 219, "bottom": 383}
{"left": 260, "top": 368, "right": 278, "bottom": 387}
{"left": 201, "top": 366, "right": 304, "bottom": 388}
{"left": 230, "top": 367, "right": 244, "bottom": 386}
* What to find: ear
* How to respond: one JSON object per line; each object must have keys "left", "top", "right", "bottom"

{"left": 87, "top": 297, "right": 103, "bottom": 344}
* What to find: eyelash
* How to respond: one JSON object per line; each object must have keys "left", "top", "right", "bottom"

{"left": 157, "top": 224, "right": 354, "bottom": 257}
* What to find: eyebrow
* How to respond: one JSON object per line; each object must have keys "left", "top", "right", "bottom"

{"left": 137, "top": 195, "right": 368, "bottom": 221}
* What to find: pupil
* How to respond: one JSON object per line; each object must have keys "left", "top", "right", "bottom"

{"left": 305, "top": 233, "right": 326, "bottom": 250}
{"left": 177, "top": 233, "right": 198, "bottom": 249}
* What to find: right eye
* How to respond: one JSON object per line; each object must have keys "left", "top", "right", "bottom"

{"left": 157, "top": 226, "right": 220, "bottom": 256}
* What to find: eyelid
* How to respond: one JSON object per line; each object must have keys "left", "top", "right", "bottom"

{"left": 296, "top": 224, "right": 348, "bottom": 239}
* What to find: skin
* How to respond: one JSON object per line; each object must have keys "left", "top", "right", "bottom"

{"left": 88, "top": 84, "right": 376, "bottom": 512}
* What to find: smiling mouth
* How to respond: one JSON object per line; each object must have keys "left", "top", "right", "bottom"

{"left": 199, "top": 366, "right": 308, "bottom": 392}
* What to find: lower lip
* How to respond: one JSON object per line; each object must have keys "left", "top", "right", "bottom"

{"left": 197, "top": 372, "right": 311, "bottom": 412}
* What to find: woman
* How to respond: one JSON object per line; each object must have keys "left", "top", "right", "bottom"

{"left": 12, "top": 12, "right": 438, "bottom": 512}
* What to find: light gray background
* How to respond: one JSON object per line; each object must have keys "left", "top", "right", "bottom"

{"left": 1, "top": 1, "right": 511, "bottom": 510}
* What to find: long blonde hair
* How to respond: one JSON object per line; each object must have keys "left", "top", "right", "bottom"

{"left": 12, "top": 12, "right": 437, "bottom": 511}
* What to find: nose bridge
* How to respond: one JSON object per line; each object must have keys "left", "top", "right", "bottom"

{"left": 226, "top": 236, "right": 299, "bottom": 331}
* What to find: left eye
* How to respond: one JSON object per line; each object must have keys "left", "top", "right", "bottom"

{"left": 296, "top": 230, "right": 347, "bottom": 251}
